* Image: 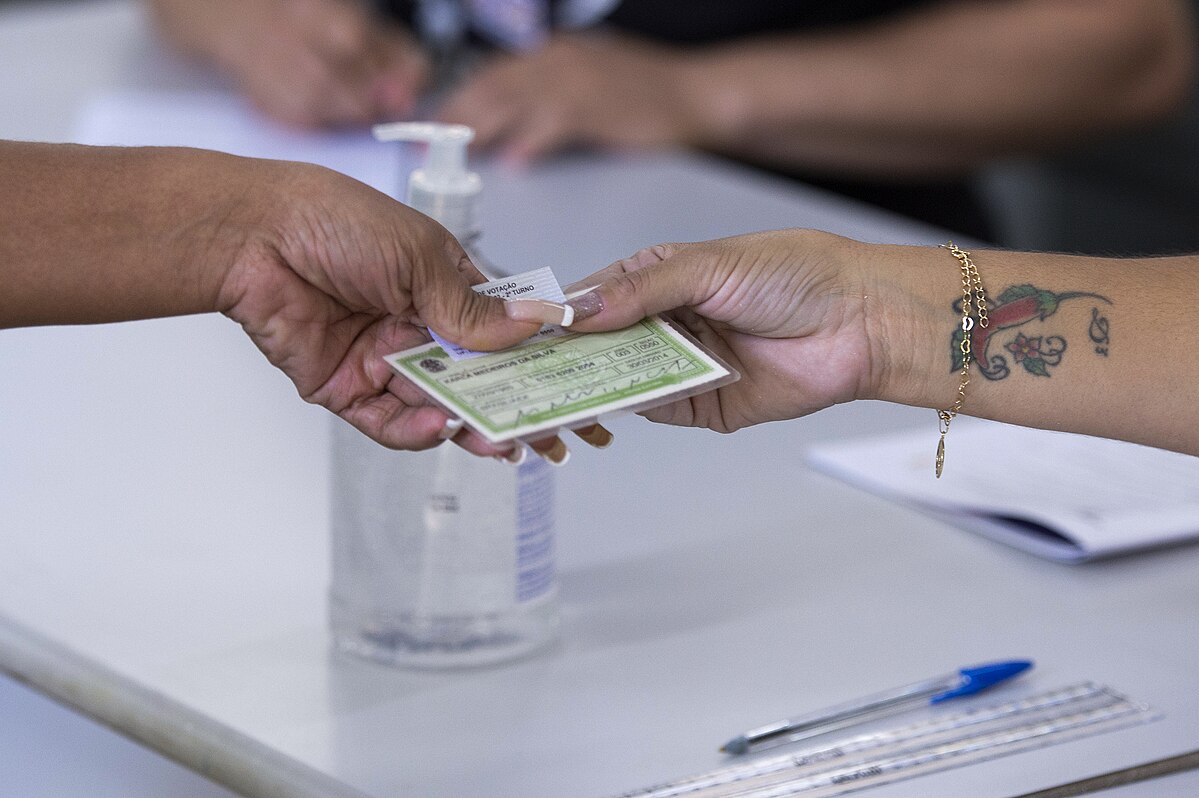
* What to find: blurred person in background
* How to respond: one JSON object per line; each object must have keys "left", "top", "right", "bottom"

{"left": 146, "top": 0, "right": 1196, "bottom": 242}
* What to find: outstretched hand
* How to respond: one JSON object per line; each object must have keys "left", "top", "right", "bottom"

{"left": 218, "top": 163, "right": 542, "bottom": 455}
{"left": 149, "top": 0, "right": 430, "bottom": 128}
{"left": 437, "top": 34, "right": 705, "bottom": 164}
{"left": 564, "top": 230, "right": 882, "bottom": 431}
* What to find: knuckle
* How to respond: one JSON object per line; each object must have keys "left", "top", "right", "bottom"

{"left": 603, "top": 268, "right": 653, "bottom": 309}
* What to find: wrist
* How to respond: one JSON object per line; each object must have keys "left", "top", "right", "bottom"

{"left": 210, "top": 157, "right": 299, "bottom": 318}
{"left": 854, "top": 241, "right": 961, "bottom": 410}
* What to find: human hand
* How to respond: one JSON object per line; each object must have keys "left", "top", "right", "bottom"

{"left": 217, "top": 161, "right": 550, "bottom": 456}
{"left": 436, "top": 34, "right": 705, "bottom": 164}
{"left": 149, "top": 0, "right": 430, "bottom": 128}
{"left": 562, "top": 231, "right": 887, "bottom": 432}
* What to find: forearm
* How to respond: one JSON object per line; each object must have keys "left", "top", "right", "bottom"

{"left": 0, "top": 143, "right": 265, "bottom": 328}
{"left": 685, "top": 0, "right": 1195, "bottom": 175}
{"left": 858, "top": 239, "right": 1199, "bottom": 456}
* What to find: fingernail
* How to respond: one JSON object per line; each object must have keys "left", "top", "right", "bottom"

{"left": 504, "top": 298, "right": 574, "bottom": 327}
{"left": 494, "top": 443, "right": 528, "bottom": 466}
{"left": 534, "top": 438, "right": 571, "bottom": 467}
{"left": 573, "top": 424, "right": 614, "bottom": 449}
{"left": 566, "top": 290, "right": 604, "bottom": 323}
{"left": 438, "top": 418, "right": 465, "bottom": 440}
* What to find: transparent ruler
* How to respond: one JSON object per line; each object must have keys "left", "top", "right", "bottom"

{"left": 617, "top": 683, "right": 1158, "bottom": 798}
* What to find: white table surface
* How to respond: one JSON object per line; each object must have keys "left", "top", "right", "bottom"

{"left": 3, "top": 2, "right": 1199, "bottom": 797}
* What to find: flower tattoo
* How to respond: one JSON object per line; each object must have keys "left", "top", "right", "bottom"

{"left": 1007, "top": 333, "right": 1040, "bottom": 362}
{"left": 1005, "top": 333, "right": 1065, "bottom": 376}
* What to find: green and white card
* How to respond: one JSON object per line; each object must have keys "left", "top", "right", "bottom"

{"left": 386, "top": 315, "right": 737, "bottom": 444}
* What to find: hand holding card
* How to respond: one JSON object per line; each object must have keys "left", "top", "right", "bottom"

{"left": 387, "top": 269, "right": 738, "bottom": 445}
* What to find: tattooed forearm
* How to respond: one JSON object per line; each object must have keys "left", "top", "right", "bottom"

{"left": 951, "top": 284, "right": 1112, "bottom": 380}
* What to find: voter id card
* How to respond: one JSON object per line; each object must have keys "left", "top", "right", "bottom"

{"left": 387, "top": 314, "right": 738, "bottom": 444}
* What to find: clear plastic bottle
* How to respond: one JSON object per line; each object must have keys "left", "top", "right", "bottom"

{"left": 327, "top": 123, "right": 559, "bottom": 668}
{"left": 328, "top": 424, "right": 558, "bottom": 667}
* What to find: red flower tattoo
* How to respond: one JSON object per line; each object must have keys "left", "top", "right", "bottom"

{"left": 1006, "top": 334, "right": 1041, "bottom": 363}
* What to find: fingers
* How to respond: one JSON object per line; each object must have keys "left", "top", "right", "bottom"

{"left": 413, "top": 249, "right": 547, "bottom": 352}
{"left": 368, "top": 25, "right": 430, "bottom": 118}
{"left": 437, "top": 66, "right": 524, "bottom": 150}
{"left": 564, "top": 243, "right": 715, "bottom": 331}
{"left": 437, "top": 50, "right": 579, "bottom": 164}
{"left": 451, "top": 424, "right": 613, "bottom": 465}
{"left": 562, "top": 243, "right": 675, "bottom": 294}
{"left": 499, "top": 107, "right": 575, "bottom": 166}
{"left": 335, "top": 401, "right": 614, "bottom": 465}
{"left": 453, "top": 420, "right": 617, "bottom": 464}
{"left": 312, "top": 2, "right": 430, "bottom": 120}
{"left": 491, "top": 244, "right": 695, "bottom": 330}
{"left": 526, "top": 436, "right": 570, "bottom": 466}
{"left": 239, "top": 49, "right": 370, "bottom": 129}
{"left": 235, "top": 0, "right": 428, "bottom": 128}
{"left": 570, "top": 423, "right": 614, "bottom": 448}
{"left": 338, "top": 394, "right": 459, "bottom": 451}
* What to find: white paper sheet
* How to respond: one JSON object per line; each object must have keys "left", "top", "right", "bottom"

{"left": 807, "top": 418, "right": 1199, "bottom": 562}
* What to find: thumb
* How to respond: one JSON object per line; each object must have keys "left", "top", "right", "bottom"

{"left": 565, "top": 243, "right": 714, "bottom": 331}
{"left": 413, "top": 253, "right": 543, "bottom": 352}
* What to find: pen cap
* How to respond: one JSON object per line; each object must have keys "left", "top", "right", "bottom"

{"left": 930, "top": 659, "right": 1034, "bottom": 703}
{"left": 372, "top": 122, "right": 482, "bottom": 241}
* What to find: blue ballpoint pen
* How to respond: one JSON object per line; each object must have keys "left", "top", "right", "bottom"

{"left": 720, "top": 659, "right": 1033, "bottom": 755}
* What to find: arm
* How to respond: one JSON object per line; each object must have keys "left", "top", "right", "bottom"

{"left": 1, "top": 142, "right": 249, "bottom": 326}
{"left": 0, "top": 141, "right": 541, "bottom": 454}
{"left": 145, "top": 0, "right": 429, "bottom": 127}
{"left": 560, "top": 230, "right": 1199, "bottom": 457}
{"left": 861, "top": 239, "right": 1198, "bottom": 454}
{"left": 687, "top": 0, "right": 1197, "bottom": 175}
{"left": 439, "top": 0, "right": 1196, "bottom": 173}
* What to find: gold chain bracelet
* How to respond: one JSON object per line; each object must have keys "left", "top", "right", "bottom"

{"left": 936, "top": 242, "right": 989, "bottom": 478}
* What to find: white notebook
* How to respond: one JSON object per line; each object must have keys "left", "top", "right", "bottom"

{"left": 806, "top": 418, "right": 1199, "bottom": 563}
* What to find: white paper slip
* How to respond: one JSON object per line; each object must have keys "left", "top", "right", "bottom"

{"left": 431, "top": 267, "right": 570, "bottom": 360}
{"left": 387, "top": 316, "right": 737, "bottom": 444}
{"left": 806, "top": 418, "right": 1199, "bottom": 563}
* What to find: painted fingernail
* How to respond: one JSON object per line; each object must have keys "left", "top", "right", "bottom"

{"left": 566, "top": 290, "right": 604, "bottom": 323}
{"left": 533, "top": 438, "right": 571, "bottom": 467}
{"left": 494, "top": 443, "right": 528, "bottom": 466}
{"left": 504, "top": 298, "right": 574, "bottom": 327}
{"left": 438, "top": 418, "right": 465, "bottom": 440}
{"left": 572, "top": 424, "right": 614, "bottom": 449}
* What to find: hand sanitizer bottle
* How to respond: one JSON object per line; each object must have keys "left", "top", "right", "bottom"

{"left": 327, "top": 123, "right": 558, "bottom": 668}
{"left": 372, "top": 121, "right": 507, "bottom": 277}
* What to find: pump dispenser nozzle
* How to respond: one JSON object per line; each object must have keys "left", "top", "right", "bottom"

{"left": 373, "top": 122, "right": 482, "bottom": 241}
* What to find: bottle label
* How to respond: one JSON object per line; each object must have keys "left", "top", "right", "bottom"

{"left": 515, "top": 457, "right": 555, "bottom": 603}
